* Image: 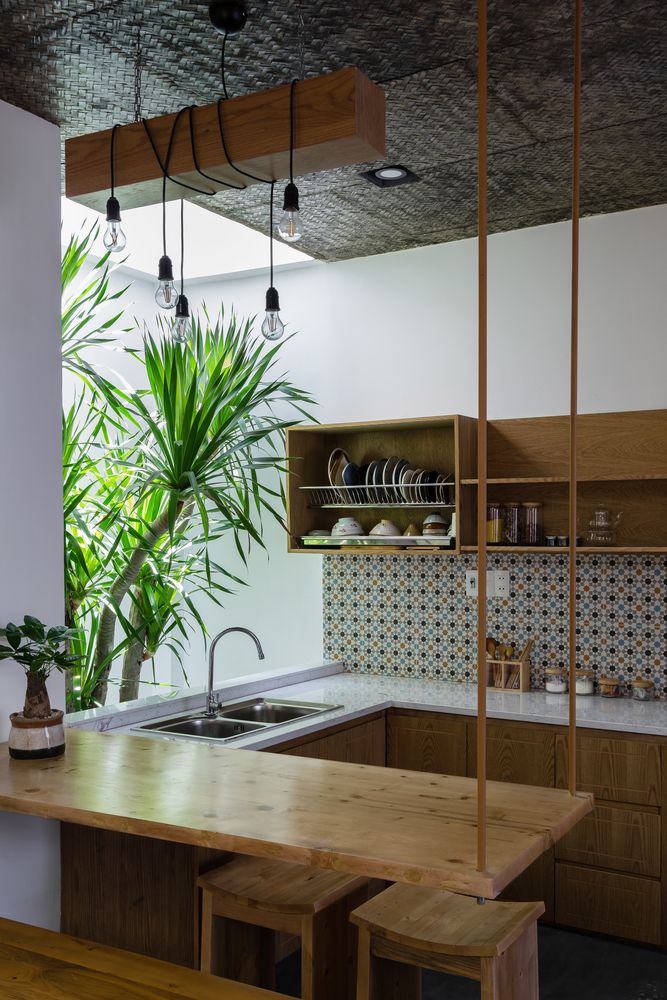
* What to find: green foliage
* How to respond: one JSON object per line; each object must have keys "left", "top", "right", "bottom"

{"left": 0, "top": 617, "right": 80, "bottom": 678}
{"left": 61, "top": 227, "right": 314, "bottom": 711}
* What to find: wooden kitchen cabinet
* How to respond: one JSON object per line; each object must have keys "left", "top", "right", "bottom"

{"left": 555, "top": 732, "right": 662, "bottom": 806}
{"left": 467, "top": 720, "right": 555, "bottom": 788}
{"left": 555, "top": 801, "right": 661, "bottom": 878}
{"left": 386, "top": 709, "right": 467, "bottom": 775}
{"left": 276, "top": 714, "right": 386, "bottom": 766}
{"left": 555, "top": 863, "right": 661, "bottom": 945}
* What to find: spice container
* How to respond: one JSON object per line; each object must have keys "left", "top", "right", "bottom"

{"left": 487, "top": 503, "right": 503, "bottom": 544}
{"left": 545, "top": 667, "right": 567, "bottom": 693}
{"left": 598, "top": 675, "right": 621, "bottom": 698}
{"left": 522, "top": 502, "right": 544, "bottom": 545}
{"left": 631, "top": 678, "right": 654, "bottom": 701}
{"left": 575, "top": 669, "right": 594, "bottom": 695}
{"left": 503, "top": 501, "right": 523, "bottom": 545}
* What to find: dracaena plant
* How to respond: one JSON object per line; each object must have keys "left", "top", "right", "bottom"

{"left": 62, "top": 227, "right": 314, "bottom": 709}
{"left": 0, "top": 617, "right": 80, "bottom": 719}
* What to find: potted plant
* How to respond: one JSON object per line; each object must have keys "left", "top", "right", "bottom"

{"left": 0, "top": 616, "right": 79, "bottom": 759}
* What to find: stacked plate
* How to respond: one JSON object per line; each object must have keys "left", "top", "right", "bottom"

{"left": 327, "top": 450, "right": 454, "bottom": 505}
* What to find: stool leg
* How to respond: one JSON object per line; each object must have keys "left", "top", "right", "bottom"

{"left": 481, "top": 923, "right": 539, "bottom": 1000}
{"left": 301, "top": 915, "right": 315, "bottom": 1000}
{"left": 200, "top": 890, "right": 213, "bottom": 973}
{"left": 355, "top": 927, "right": 372, "bottom": 1000}
{"left": 308, "top": 885, "right": 369, "bottom": 1000}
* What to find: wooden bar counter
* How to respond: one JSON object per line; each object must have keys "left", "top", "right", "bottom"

{"left": 0, "top": 729, "right": 591, "bottom": 894}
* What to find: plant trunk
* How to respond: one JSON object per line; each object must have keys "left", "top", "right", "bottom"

{"left": 91, "top": 507, "right": 176, "bottom": 705}
{"left": 23, "top": 673, "right": 52, "bottom": 720}
{"left": 119, "top": 595, "right": 147, "bottom": 703}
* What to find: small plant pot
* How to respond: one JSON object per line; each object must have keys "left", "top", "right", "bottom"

{"left": 8, "top": 710, "right": 65, "bottom": 760}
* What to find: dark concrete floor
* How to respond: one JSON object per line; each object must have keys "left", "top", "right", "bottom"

{"left": 276, "top": 926, "right": 667, "bottom": 999}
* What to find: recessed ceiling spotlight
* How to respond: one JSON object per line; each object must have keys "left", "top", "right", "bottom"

{"left": 362, "top": 165, "right": 420, "bottom": 188}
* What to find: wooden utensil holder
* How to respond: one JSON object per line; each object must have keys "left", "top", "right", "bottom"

{"left": 486, "top": 639, "right": 533, "bottom": 693}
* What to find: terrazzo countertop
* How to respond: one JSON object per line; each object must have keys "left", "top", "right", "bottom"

{"left": 96, "top": 668, "right": 667, "bottom": 748}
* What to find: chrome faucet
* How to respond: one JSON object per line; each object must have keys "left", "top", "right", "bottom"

{"left": 206, "top": 628, "right": 265, "bottom": 717}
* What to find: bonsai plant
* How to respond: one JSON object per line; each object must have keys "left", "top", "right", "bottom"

{"left": 0, "top": 616, "right": 79, "bottom": 759}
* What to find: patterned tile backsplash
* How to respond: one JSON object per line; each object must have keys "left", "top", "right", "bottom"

{"left": 323, "top": 552, "right": 667, "bottom": 697}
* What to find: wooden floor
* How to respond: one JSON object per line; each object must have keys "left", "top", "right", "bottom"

{"left": 0, "top": 729, "right": 592, "bottom": 898}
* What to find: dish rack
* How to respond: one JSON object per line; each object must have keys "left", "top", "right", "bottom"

{"left": 486, "top": 639, "right": 534, "bottom": 693}
{"left": 299, "top": 483, "right": 455, "bottom": 508}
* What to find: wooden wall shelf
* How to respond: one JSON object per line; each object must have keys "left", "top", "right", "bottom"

{"left": 286, "top": 409, "right": 667, "bottom": 556}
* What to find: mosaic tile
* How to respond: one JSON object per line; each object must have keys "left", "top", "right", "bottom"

{"left": 322, "top": 553, "right": 667, "bottom": 697}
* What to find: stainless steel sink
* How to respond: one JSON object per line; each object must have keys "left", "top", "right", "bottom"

{"left": 220, "top": 699, "right": 337, "bottom": 725}
{"left": 133, "top": 698, "right": 341, "bottom": 742}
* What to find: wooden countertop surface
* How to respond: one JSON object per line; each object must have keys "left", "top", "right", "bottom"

{"left": 0, "top": 729, "right": 592, "bottom": 898}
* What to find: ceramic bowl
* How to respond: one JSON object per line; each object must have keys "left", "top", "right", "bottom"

{"left": 403, "top": 523, "right": 420, "bottom": 537}
{"left": 331, "top": 516, "right": 364, "bottom": 537}
{"left": 423, "top": 512, "right": 448, "bottom": 525}
{"left": 370, "top": 519, "right": 400, "bottom": 536}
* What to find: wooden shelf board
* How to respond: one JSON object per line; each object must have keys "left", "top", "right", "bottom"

{"left": 461, "top": 545, "right": 667, "bottom": 554}
{"left": 461, "top": 475, "right": 667, "bottom": 485}
{"left": 290, "top": 546, "right": 459, "bottom": 556}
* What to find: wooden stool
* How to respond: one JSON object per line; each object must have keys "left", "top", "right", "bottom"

{"left": 0, "top": 915, "right": 288, "bottom": 1000}
{"left": 350, "top": 883, "right": 545, "bottom": 1000}
{"left": 198, "top": 856, "right": 369, "bottom": 1000}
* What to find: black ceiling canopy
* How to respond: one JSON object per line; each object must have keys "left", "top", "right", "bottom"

{"left": 1, "top": 0, "right": 666, "bottom": 261}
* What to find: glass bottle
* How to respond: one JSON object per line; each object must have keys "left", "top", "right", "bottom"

{"left": 486, "top": 503, "right": 503, "bottom": 544}
{"left": 522, "top": 502, "right": 544, "bottom": 545}
{"left": 503, "top": 501, "right": 523, "bottom": 545}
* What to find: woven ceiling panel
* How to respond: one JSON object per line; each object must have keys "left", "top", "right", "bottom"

{"left": 1, "top": 0, "right": 665, "bottom": 260}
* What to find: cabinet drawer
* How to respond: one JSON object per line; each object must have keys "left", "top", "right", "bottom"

{"left": 555, "top": 863, "right": 661, "bottom": 944}
{"left": 555, "top": 803, "right": 661, "bottom": 877}
{"left": 556, "top": 734, "right": 661, "bottom": 805}
{"left": 387, "top": 712, "right": 466, "bottom": 776}
{"left": 468, "top": 721, "right": 554, "bottom": 787}
{"left": 281, "top": 717, "right": 386, "bottom": 766}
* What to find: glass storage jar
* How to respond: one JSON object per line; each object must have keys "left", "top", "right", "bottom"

{"left": 503, "top": 501, "right": 523, "bottom": 545}
{"left": 575, "top": 669, "right": 595, "bottom": 695}
{"left": 487, "top": 503, "right": 503, "bottom": 544}
{"left": 631, "top": 678, "right": 654, "bottom": 701}
{"left": 522, "top": 502, "right": 544, "bottom": 545}
{"left": 598, "top": 675, "right": 621, "bottom": 698}
{"left": 545, "top": 667, "right": 567, "bottom": 693}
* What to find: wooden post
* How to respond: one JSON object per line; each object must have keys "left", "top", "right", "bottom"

{"left": 568, "top": 0, "right": 583, "bottom": 797}
{"left": 476, "top": 0, "right": 488, "bottom": 873}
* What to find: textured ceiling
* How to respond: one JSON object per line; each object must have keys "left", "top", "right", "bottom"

{"left": 1, "top": 1, "right": 666, "bottom": 261}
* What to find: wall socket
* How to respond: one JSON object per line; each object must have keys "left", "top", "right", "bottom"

{"left": 465, "top": 570, "right": 510, "bottom": 599}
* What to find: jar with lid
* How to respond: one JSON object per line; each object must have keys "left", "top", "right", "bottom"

{"left": 631, "top": 678, "right": 654, "bottom": 701}
{"left": 503, "top": 501, "right": 523, "bottom": 545}
{"left": 522, "top": 502, "right": 543, "bottom": 545}
{"left": 545, "top": 667, "right": 567, "bottom": 693}
{"left": 575, "top": 669, "right": 594, "bottom": 696}
{"left": 487, "top": 503, "right": 503, "bottom": 544}
{"left": 598, "top": 675, "right": 621, "bottom": 698}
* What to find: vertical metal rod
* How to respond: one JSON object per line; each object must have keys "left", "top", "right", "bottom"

{"left": 568, "top": 0, "right": 583, "bottom": 796}
{"left": 476, "top": 0, "right": 488, "bottom": 873}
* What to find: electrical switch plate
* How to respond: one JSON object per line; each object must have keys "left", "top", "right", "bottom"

{"left": 465, "top": 570, "right": 496, "bottom": 598}
{"left": 494, "top": 570, "right": 510, "bottom": 597}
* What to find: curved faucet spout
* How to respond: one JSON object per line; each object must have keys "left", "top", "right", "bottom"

{"left": 206, "top": 627, "right": 265, "bottom": 717}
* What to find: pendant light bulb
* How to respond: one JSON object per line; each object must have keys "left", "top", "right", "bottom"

{"left": 261, "top": 286, "right": 284, "bottom": 341}
{"left": 103, "top": 196, "right": 127, "bottom": 253}
{"left": 155, "top": 255, "right": 177, "bottom": 310}
{"left": 172, "top": 294, "right": 191, "bottom": 343}
{"left": 278, "top": 183, "right": 302, "bottom": 242}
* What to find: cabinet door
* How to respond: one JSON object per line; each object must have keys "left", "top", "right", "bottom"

{"left": 555, "top": 862, "right": 661, "bottom": 945}
{"left": 283, "top": 717, "right": 386, "bottom": 766}
{"left": 467, "top": 721, "right": 555, "bottom": 788}
{"left": 555, "top": 802, "right": 661, "bottom": 877}
{"left": 555, "top": 733, "right": 661, "bottom": 806}
{"left": 386, "top": 711, "right": 467, "bottom": 776}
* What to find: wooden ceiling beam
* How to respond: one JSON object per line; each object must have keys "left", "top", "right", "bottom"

{"left": 65, "top": 67, "right": 385, "bottom": 211}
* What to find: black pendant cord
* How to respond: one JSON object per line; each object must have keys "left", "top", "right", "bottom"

{"left": 109, "top": 123, "right": 121, "bottom": 198}
{"left": 141, "top": 114, "right": 216, "bottom": 201}
{"left": 216, "top": 98, "right": 272, "bottom": 185}
{"left": 220, "top": 31, "right": 230, "bottom": 100}
{"left": 269, "top": 181, "right": 275, "bottom": 286}
{"left": 289, "top": 79, "right": 297, "bottom": 185}
{"left": 180, "top": 198, "right": 185, "bottom": 296}
{"left": 186, "top": 105, "right": 245, "bottom": 191}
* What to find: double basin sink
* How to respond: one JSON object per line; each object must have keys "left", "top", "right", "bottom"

{"left": 134, "top": 698, "right": 341, "bottom": 744}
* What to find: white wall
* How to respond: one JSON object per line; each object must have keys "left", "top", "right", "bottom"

{"left": 0, "top": 100, "right": 63, "bottom": 928}
{"left": 181, "top": 204, "right": 667, "bottom": 684}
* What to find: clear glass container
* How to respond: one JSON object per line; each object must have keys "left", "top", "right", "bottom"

{"left": 522, "top": 502, "right": 544, "bottom": 546}
{"left": 503, "top": 501, "right": 523, "bottom": 545}
{"left": 587, "top": 507, "right": 622, "bottom": 546}
{"left": 631, "top": 678, "right": 654, "bottom": 701}
{"left": 545, "top": 667, "right": 567, "bottom": 693}
{"left": 598, "top": 675, "right": 621, "bottom": 698}
{"left": 575, "top": 669, "right": 594, "bottom": 695}
{"left": 487, "top": 503, "right": 503, "bottom": 544}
